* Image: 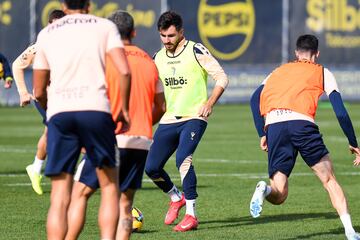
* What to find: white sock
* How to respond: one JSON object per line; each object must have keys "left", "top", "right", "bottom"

{"left": 167, "top": 185, "right": 182, "bottom": 202}
{"left": 185, "top": 199, "right": 196, "bottom": 217}
{"left": 265, "top": 186, "right": 272, "bottom": 197}
{"left": 32, "top": 157, "right": 44, "bottom": 175}
{"left": 340, "top": 213, "right": 355, "bottom": 235}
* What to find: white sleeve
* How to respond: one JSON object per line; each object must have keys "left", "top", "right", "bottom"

{"left": 324, "top": 68, "right": 339, "bottom": 96}
{"left": 12, "top": 44, "right": 36, "bottom": 94}
{"left": 194, "top": 43, "right": 229, "bottom": 89}
{"left": 106, "top": 21, "right": 124, "bottom": 52}
{"left": 261, "top": 73, "right": 272, "bottom": 85}
{"left": 33, "top": 32, "right": 50, "bottom": 70}
{"left": 13, "top": 44, "right": 36, "bottom": 70}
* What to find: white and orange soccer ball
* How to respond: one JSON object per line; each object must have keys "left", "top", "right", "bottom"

{"left": 132, "top": 207, "right": 144, "bottom": 232}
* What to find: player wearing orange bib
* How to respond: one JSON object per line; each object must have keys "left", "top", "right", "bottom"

{"left": 67, "top": 11, "right": 165, "bottom": 240}
{"left": 250, "top": 34, "right": 360, "bottom": 240}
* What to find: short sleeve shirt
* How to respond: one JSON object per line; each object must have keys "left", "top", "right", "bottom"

{"left": 33, "top": 14, "right": 124, "bottom": 120}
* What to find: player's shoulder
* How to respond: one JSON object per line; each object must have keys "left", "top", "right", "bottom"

{"left": 193, "top": 42, "right": 212, "bottom": 56}
{"left": 18, "top": 43, "right": 37, "bottom": 63}
{"left": 127, "top": 45, "right": 153, "bottom": 61}
{"left": 152, "top": 47, "right": 165, "bottom": 60}
{"left": 323, "top": 67, "right": 336, "bottom": 80}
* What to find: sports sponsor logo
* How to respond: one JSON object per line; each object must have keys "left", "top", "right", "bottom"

{"left": 197, "top": 0, "right": 255, "bottom": 60}
{"left": 306, "top": 0, "right": 360, "bottom": 48}
{"left": 0, "top": 0, "right": 11, "bottom": 25}
{"left": 164, "top": 77, "right": 188, "bottom": 89}
{"left": 41, "top": 1, "right": 155, "bottom": 28}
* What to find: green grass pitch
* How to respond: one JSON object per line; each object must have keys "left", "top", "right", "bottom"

{"left": 0, "top": 104, "right": 359, "bottom": 239}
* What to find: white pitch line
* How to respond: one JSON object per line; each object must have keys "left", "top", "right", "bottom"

{"left": 197, "top": 159, "right": 264, "bottom": 164}
{"left": 3, "top": 172, "right": 360, "bottom": 187}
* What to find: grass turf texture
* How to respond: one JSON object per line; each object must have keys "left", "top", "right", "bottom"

{"left": 0, "top": 104, "right": 359, "bottom": 239}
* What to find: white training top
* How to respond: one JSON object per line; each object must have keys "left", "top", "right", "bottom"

{"left": 33, "top": 14, "right": 124, "bottom": 120}
{"left": 262, "top": 67, "right": 339, "bottom": 125}
{"left": 12, "top": 43, "right": 37, "bottom": 95}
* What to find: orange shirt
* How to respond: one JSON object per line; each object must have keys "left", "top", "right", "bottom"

{"left": 260, "top": 60, "right": 324, "bottom": 118}
{"left": 106, "top": 45, "right": 159, "bottom": 139}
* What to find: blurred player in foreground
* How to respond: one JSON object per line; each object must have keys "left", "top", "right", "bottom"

{"left": 32, "top": 0, "right": 131, "bottom": 239}
{"left": 144, "top": 11, "right": 228, "bottom": 232}
{"left": 66, "top": 10, "right": 165, "bottom": 240}
{"left": 0, "top": 52, "right": 13, "bottom": 88}
{"left": 12, "top": 9, "right": 65, "bottom": 195}
{"left": 250, "top": 34, "right": 360, "bottom": 240}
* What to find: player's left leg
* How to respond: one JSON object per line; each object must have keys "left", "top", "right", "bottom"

{"left": 173, "top": 119, "right": 207, "bottom": 232}
{"left": 45, "top": 112, "right": 82, "bottom": 239}
{"left": 250, "top": 121, "right": 299, "bottom": 218}
{"left": 312, "top": 155, "right": 360, "bottom": 240}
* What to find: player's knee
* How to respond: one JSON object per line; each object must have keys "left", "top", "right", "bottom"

{"left": 274, "top": 189, "right": 288, "bottom": 205}
{"left": 177, "top": 155, "right": 192, "bottom": 169}
{"left": 144, "top": 165, "right": 160, "bottom": 179}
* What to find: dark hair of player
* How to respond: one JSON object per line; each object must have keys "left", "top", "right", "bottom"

{"left": 63, "top": 0, "right": 90, "bottom": 10}
{"left": 48, "top": 10, "right": 66, "bottom": 24}
{"left": 108, "top": 11, "right": 134, "bottom": 40}
{"left": 157, "top": 11, "right": 183, "bottom": 31}
{"left": 296, "top": 34, "right": 318, "bottom": 55}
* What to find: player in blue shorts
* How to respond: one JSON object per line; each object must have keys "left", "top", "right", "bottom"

{"left": 250, "top": 34, "right": 360, "bottom": 240}
{"left": 12, "top": 9, "right": 65, "bottom": 195}
{"left": 145, "top": 11, "right": 228, "bottom": 232}
{"left": 32, "top": 0, "right": 131, "bottom": 239}
{"left": 66, "top": 10, "right": 165, "bottom": 240}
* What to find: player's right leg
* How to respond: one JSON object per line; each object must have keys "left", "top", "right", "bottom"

{"left": 116, "top": 148, "right": 147, "bottom": 239}
{"left": 144, "top": 123, "right": 182, "bottom": 225}
{"left": 27, "top": 101, "right": 48, "bottom": 195}
{"left": 47, "top": 173, "right": 73, "bottom": 240}
{"left": 26, "top": 126, "right": 47, "bottom": 195}
{"left": 77, "top": 111, "right": 119, "bottom": 239}
{"left": 117, "top": 189, "right": 135, "bottom": 240}
{"left": 66, "top": 158, "right": 97, "bottom": 240}
{"left": 311, "top": 155, "right": 360, "bottom": 240}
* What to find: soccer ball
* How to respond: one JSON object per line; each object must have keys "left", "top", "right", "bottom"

{"left": 132, "top": 207, "right": 144, "bottom": 232}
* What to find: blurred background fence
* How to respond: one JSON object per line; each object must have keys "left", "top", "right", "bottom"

{"left": 1, "top": 0, "right": 360, "bottom": 105}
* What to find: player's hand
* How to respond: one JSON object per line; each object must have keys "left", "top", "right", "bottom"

{"left": 198, "top": 103, "right": 213, "bottom": 118}
{"left": 349, "top": 145, "right": 360, "bottom": 166}
{"left": 260, "top": 136, "right": 268, "bottom": 152}
{"left": 19, "top": 92, "right": 35, "bottom": 107}
{"left": 4, "top": 77, "right": 13, "bottom": 89}
{"left": 117, "top": 109, "right": 130, "bottom": 133}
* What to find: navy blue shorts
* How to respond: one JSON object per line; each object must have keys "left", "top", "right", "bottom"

{"left": 76, "top": 148, "right": 148, "bottom": 191}
{"left": 266, "top": 120, "right": 329, "bottom": 178}
{"left": 45, "top": 111, "right": 116, "bottom": 176}
{"left": 34, "top": 101, "right": 47, "bottom": 125}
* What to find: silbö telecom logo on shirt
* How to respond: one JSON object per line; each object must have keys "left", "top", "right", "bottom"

{"left": 198, "top": 0, "right": 255, "bottom": 60}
